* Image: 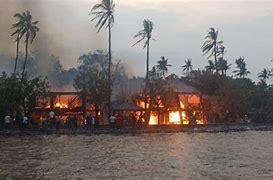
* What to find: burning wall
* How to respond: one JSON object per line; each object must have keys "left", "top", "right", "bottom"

{"left": 136, "top": 93, "right": 206, "bottom": 125}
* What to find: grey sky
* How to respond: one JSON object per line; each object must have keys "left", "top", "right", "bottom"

{"left": 1, "top": 0, "right": 273, "bottom": 80}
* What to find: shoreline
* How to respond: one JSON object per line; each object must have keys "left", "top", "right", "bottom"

{"left": 1, "top": 123, "right": 273, "bottom": 136}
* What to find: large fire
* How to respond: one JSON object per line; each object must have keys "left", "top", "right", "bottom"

{"left": 149, "top": 112, "right": 158, "bottom": 125}
{"left": 55, "top": 102, "right": 68, "bottom": 109}
{"left": 136, "top": 95, "right": 206, "bottom": 125}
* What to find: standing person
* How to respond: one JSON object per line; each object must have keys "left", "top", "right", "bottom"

{"left": 109, "top": 114, "right": 116, "bottom": 129}
{"left": 22, "top": 114, "right": 28, "bottom": 129}
{"left": 4, "top": 114, "right": 11, "bottom": 130}
{"left": 94, "top": 116, "right": 99, "bottom": 130}
{"left": 86, "top": 114, "right": 92, "bottom": 131}
{"left": 91, "top": 115, "right": 95, "bottom": 129}
{"left": 49, "top": 110, "right": 55, "bottom": 128}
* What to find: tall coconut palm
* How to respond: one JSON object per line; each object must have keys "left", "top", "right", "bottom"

{"left": 15, "top": 11, "right": 39, "bottom": 77}
{"left": 233, "top": 57, "right": 250, "bottom": 78}
{"left": 11, "top": 12, "right": 38, "bottom": 75}
{"left": 258, "top": 68, "right": 271, "bottom": 83}
{"left": 90, "top": 0, "right": 115, "bottom": 116}
{"left": 11, "top": 13, "right": 25, "bottom": 74}
{"left": 156, "top": 56, "right": 171, "bottom": 78}
{"left": 133, "top": 19, "right": 154, "bottom": 122}
{"left": 201, "top": 28, "right": 222, "bottom": 74}
{"left": 181, "top": 58, "right": 193, "bottom": 76}
{"left": 133, "top": 19, "right": 154, "bottom": 83}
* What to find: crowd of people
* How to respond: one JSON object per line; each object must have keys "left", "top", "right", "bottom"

{"left": 1, "top": 111, "right": 141, "bottom": 132}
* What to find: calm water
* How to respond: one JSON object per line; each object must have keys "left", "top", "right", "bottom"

{"left": 0, "top": 131, "right": 273, "bottom": 179}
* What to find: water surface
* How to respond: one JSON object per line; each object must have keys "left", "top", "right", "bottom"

{"left": 1, "top": 131, "right": 273, "bottom": 179}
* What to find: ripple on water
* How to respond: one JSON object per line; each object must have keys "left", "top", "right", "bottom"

{"left": 0, "top": 131, "right": 273, "bottom": 179}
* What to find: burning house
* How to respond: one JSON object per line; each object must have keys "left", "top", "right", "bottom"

{"left": 33, "top": 92, "right": 97, "bottom": 124}
{"left": 134, "top": 79, "right": 206, "bottom": 125}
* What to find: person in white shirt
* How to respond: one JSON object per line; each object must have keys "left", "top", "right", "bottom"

{"left": 109, "top": 114, "right": 116, "bottom": 128}
{"left": 4, "top": 115, "right": 11, "bottom": 130}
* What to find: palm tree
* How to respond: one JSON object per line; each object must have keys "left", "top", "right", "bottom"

{"left": 205, "top": 60, "right": 215, "bottom": 73}
{"left": 133, "top": 19, "right": 154, "bottom": 82}
{"left": 201, "top": 28, "right": 222, "bottom": 74}
{"left": 218, "top": 44, "right": 226, "bottom": 59}
{"left": 233, "top": 57, "right": 250, "bottom": 78}
{"left": 133, "top": 19, "right": 154, "bottom": 123}
{"left": 156, "top": 56, "right": 171, "bottom": 78}
{"left": 258, "top": 68, "right": 271, "bottom": 83}
{"left": 14, "top": 11, "right": 39, "bottom": 77}
{"left": 90, "top": 0, "right": 115, "bottom": 116}
{"left": 181, "top": 58, "right": 193, "bottom": 76}
{"left": 218, "top": 57, "right": 231, "bottom": 75}
{"left": 11, "top": 11, "right": 38, "bottom": 75}
{"left": 11, "top": 13, "right": 24, "bottom": 74}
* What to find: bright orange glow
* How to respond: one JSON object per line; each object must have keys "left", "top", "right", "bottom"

{"left": 137, "top": 94, "right": 206, "bottom": 126}
{"left": 137, "top": 100, "right": 149, "bottom": 109}
{"left": 180, "top": 101, "right": 185, "bottom": 109}
{"left": 169, "top": 111, "right": 180, "bottom": 124}
{"left": 149, "top": 112, "right": 158, "bottom": 125}
{"left": 55, "top": 102, "right": 68, "bottom": 108}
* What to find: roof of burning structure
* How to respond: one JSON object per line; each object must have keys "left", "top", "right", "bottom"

{"left": 112, "top": 102, "right": 144, "bottom": 111}
{"left": 167, "top": 79, "right": 199, "bottom": 94}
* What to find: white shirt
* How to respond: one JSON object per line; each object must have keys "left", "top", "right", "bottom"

{"left": 23, "top": 116, "right": 28, "bottom": 124}
{"left": 49, "top": 111, "right": 54, "bottom": 118}
{"left": 109, "top": 116, "right": 116, "bottom": 123}
{"left": 92, "top": 117, "right": 95, "bottom": 125}
{"left": 4, "top": 116, "right": 11, "bottom": 124}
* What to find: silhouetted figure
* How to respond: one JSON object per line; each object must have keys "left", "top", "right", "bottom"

{"left": 109, "top": 114, "right": 116, "bottom": 129}
{"left": 86, "top": 114, "right": 92, "bottom": 131}
{"left": 94, "top": 116, "right": 99, "bottom": 130}
{"left": 4, "top": 114, "right": 11, "bottom": 130}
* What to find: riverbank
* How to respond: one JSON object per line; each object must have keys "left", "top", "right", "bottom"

{"left": 1, "top": 123, "right": 273, "bottom": 136}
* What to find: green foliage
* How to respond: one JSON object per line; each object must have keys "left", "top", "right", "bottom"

{"left": 233, "top": 56, "right": 250, "bottom": 78}
{"left": 156, "top": 56, "right": 171, "bottom": 78}
{"left": 73, "top": 50, "right": 127, "bottom": 107}
{"left": 181, "top": 58, "right": 193, "bottom": 76}
{"left": 217, "top": 57, "right": 231, "bottom": 76}
{"left": 133, "top": 20, "right": 154, "bottom": 48}
{"left": 216, "top": 78, "right": 255, "bottom": 119}
{"left": 258, "top": 68, "right": 272, "bottom": 84}
{"left": 90, "top": 0, "right": 115, "bottom": 32}
{"left": 11, "top": 11, "right": 39, "bottom": 76}
{"left": 190, "top": 70, "right": 224, "bottom": 95}
{"left": 0, "top": 73, "right": 49, "bottom": 121}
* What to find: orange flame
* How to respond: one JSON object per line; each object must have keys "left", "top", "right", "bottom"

{"left": 149, "top": 112, "right": 158, "bottom": 125}
{"left": 55, "top": 102, "right": 68, "bottom": 108}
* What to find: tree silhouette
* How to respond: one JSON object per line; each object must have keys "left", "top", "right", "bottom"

{"left": 258, "top": 68, "right": 271, "bottom": 83}
{"left": 156, "top": 56, "right": 171, "bottom": 78}
{"left": 133, "top": 19, "right": 154, "bottom": 83}
{"left": 201, "top": 28, "right": 222, "bottom": 74}
{"left": 205, "top": 60, "right": 215, "bottom": 73}
{"left": 233, "top": 57, "right": 250, "bottom": 78}
{"left": 12, "top": 11, "right": 39, "bottom": 77}
{"left": 133, "top": 19, "right": 154, "bottom": 122}
{"left": 218, "top": 57, "right": 231, "bottom": 76}
{"left": 181, "top": 58, "right": 193, "bottom": 76}
{"left": 11, "top": 13, "right": 24, "bottom": 74}
{"left": 90, "top": 0, "right": 115, "bottom": 116}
